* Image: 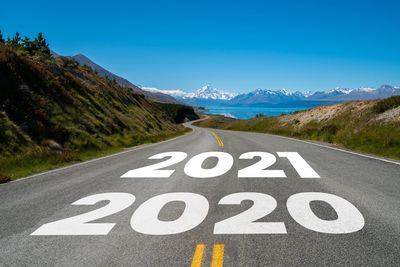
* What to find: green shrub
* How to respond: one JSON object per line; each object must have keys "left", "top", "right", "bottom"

{"left": 373, "top": 96, "right": 400, "bottom": 113}
{"left": 255, "top": 113, "right": 265, "bottom": 118}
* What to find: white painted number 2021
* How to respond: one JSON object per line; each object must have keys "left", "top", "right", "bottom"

{"left": 31, "top": 192, "right": 364, "bottom": 236}
{"left": 121, "top": 151, "right": 320, "bottom": 179}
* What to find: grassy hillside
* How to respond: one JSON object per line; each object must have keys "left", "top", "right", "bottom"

{"left": 0, "top": 44, "right": 198, "bottom": 181}
{"left": 194, "top": 97, "right": 400, "bottom": 159}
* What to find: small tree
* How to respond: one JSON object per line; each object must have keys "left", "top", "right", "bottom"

{"left": 9, "top": 32, "right": 22, "bottom": 47}
{"left": 255, "top": 113, "right": 265, "bottom": 118}
{"left": 22, "top": 37, "right": 35, "bottom": 54}
{"left": 34, "top": 32, "right": 50, "bottom": 55}
{"left": 0, "top": 30, "right": 4, "bottom": 43}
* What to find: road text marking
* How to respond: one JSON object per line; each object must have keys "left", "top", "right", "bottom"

{"left": 121, "top": 151, "right": 319, "bottom": 179}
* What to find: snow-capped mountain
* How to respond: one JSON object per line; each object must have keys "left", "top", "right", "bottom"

{"left": 142, "top": 85, "right": 400, "bottom": 107}
{"left": 308, "top": 85, "right": 400, "bottom": 101}
{"left": 229, "top": 85, "right": 400, "bottom": 105}
{"left": 141, "top": 85, "right": 238, "bottom": 106}
{"left": 228, "top": 88, "right": 307, "bottom": 105}
{"left": 356, "top": 87, "right": 375, "bottom": 92}
{"left": 192, "top": 85, "right": 238, "bottom": 100}
{"left": 141, "top": 85, "right": 237, "bottom": 100}
{"left": 330, "top": 87, "right": 353, "bottom": 94}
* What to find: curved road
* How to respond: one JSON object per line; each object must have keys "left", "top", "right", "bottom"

{"left": 1, "top": 121, "right": 399, "bottom": 266}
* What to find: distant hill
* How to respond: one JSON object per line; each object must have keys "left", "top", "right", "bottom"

{"left": 68, "top": 54, "right": 180, "bottom": 104}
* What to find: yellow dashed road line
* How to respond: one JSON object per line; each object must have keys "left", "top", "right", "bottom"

{"left": 191, "top": 244, "right": 206, "bottom": 267}
{"left": 211, "top": 244, "right": 224, "bottom": 267}
{"left": 211, "top": 131, "right": 224, "bottom": 147}
{"left": 191, "top": 244, "right": 225, "bottom": 267}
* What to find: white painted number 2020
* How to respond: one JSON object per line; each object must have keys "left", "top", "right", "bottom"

{"left": 32, "top": 192, "right": 364, "bottom": 236}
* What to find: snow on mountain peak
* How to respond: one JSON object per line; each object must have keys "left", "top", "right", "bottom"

{"left": 199, "top": 84, "right": 212, "bottom": 91}
{"left": 279, "top": 88, "right": 290, "bottom": 96}
{"left": 254, "top": 89, "right": 276, "bottom": 95}
{"left": 141, "top": 85, "right": 238, "bottom": 100}
{"left": 329, "top": 87, "right": 353, "bottom": 94}
{"left": 356, "top": 87, "right": 375, "bottom": 92}
{"left": 193, "top": 85, "right": 238, "bottom": 100}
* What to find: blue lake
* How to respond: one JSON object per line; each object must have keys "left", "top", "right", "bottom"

{"left": 204, "top": 102, "right": 328, "bottom": 119}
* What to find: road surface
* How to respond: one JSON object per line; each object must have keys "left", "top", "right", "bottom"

{"left": 1, "top": 121, "right": 399, "bottom": 266}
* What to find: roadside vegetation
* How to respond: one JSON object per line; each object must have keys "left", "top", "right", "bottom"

{"left": 194, "top": 97, "right": 400, "bottom": 160}
{"left": 0, "top": 128, "right": 190, "bottom": 181}
{"left": 0, "top": 30, "right": 197, "bottom": 182}
{"left": 155, "top": 102, "right": 199, "bottom": 123}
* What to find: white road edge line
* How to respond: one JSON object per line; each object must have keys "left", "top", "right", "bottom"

{"left": 280, "top": 135, "right": 400, "bottom": 166}
{"left": 4, "top": 127, "right": 196, "bottom": 185}
{"left": 217, "top": 129, "right": 400, "bottom": 166}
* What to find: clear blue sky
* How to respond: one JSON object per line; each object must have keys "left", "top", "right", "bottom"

{"left": 1, "top": 0, "right": 399, "bottom": 92}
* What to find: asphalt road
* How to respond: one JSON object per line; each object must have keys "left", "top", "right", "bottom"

{"left": 1, "top": 121, "right": 400, "bottom": 266}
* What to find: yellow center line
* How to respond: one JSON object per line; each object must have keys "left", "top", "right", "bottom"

{"left": 211, "top": 244, "right": 225, "bottom": 267}
{"left": 211, "top": 131, "right": 224, "bottom": 147}
{"left": 190, "top": 244, "right": 225, "bottom": 267}
{"left": 191, "top": 244, "right": 206, "bottom": 267}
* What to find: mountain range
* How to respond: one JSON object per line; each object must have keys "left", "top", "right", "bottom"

{"left": 141, "top": 85, "right": 239, "bottom": 106}
{"left": 307, "top": 85, "right": 400, "bottom": 101}
{"left": 142, "top": 85, "right": 400, "bottom": 106}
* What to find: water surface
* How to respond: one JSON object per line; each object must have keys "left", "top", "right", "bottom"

{"left": 204, "top": 102, "right": 328, "bottom": 119}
